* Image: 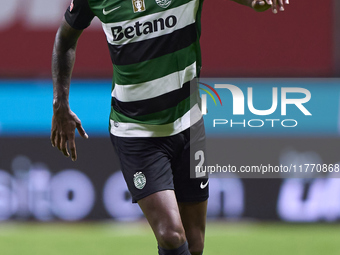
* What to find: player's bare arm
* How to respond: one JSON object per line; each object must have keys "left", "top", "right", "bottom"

{"left": 231, "top": 0, "right": 289, "bottom": 13}
{"left": 51, "top": 18, "right": 88, "bottom": 161}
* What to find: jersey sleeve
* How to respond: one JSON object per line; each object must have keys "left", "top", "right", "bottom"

{"left": 64, "top": 0, "right": 95, "bottom": 30}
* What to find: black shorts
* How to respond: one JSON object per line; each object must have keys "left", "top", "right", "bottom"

{"left": 110, "top": 118, "right": 209, "bottom": 203}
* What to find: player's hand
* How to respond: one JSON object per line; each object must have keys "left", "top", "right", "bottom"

{"left": 51, "top": 102, "right": 88, "bottom": 161}
{"left": 251, "top": 0, "right": 289, "bottom": 13}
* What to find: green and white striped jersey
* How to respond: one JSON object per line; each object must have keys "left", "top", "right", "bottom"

{"left": 82, "top": 0, "right": 204, "bottom": 137}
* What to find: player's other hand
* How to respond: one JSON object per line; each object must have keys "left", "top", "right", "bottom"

{"left": 51, "top": 101, "right": 88, "bottom": 161}
{"left": 251, "top": 0, "right": 289, "bottom": 13}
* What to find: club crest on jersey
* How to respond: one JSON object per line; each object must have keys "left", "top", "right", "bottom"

{"left": 133, "top": 172, "right": 146, "bottom": 189}
{"left": 155, "top": 0, "right": 171, "bottom": 8}
{"left": 132, "top": 0, "right": 146, "bottom": 13}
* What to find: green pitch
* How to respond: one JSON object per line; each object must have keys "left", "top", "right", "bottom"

{"left": 0, "top": 221, "right": 340, "bottom": 255}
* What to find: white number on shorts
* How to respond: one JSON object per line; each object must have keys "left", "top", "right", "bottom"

{"left": 195, "top": 150, "right": 206, "bottom": 178}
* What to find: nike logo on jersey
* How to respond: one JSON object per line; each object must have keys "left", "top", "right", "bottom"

{"left": 200, "top": 180, "right": 209, "bottom": 189}
{"left": 103, "top": 6, "right": 121, "bottom": 15}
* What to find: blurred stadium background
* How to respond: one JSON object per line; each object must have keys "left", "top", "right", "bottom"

{"left": 1, "top": 0, "right": 340, "bottom": 254}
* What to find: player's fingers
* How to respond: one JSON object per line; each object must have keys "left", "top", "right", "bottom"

{"left": 278, "top": 0, "right": 284, "bottom": 11}
{"left": 51, "top": 129, "right": 56, "bottom": 147}
{"left": 252, "top": 0, "right": 265, "bottom": 8}
{"left": 76, "top": 121, "right": 88, "bottom": 139}
{"left": 56, "top": 133, "right": 62, "bottom": 150}
{"left": 60, "top": 134, "right": 70, "bottom": 157}
{"left": 68, "top": 133, "right": 77, "bottom": 161}
{"left": 271, "top": 0, "right": 278, "bottom": 13}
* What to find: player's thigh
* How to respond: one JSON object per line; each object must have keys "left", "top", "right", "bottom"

{"left": 172, "top": 118, "right": 209, "bottom": 203}
{"left": 110, "top": 134, "right": 174, "bottom": 203}
{"left": 172, "top": 118, "right": 208, "bottom": 251}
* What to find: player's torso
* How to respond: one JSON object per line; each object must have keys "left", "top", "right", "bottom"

{"left": 87, "top": 0, "right": 203, "bottom": 137}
